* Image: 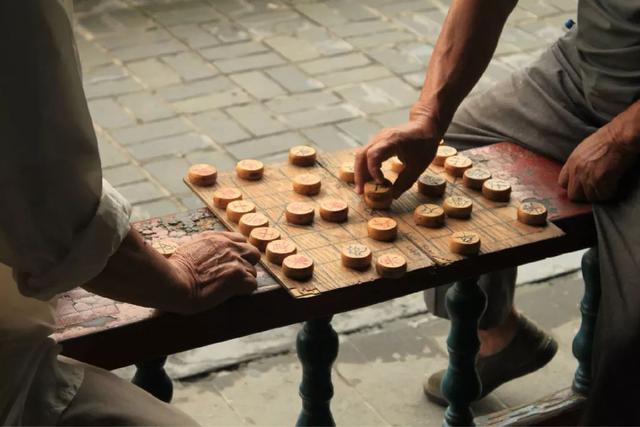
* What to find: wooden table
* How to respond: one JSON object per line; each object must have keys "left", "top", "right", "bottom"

{"left": 54, "top": 143, "right": 597, "bottom": 426}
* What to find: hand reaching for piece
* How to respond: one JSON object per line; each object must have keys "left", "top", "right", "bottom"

{"left": 169, "top": 231, "right": 261, "bottom": 314}
{"left": 559, "top": 125, "right": 638, "bottom": 202}
{"left": 354, "top": 119, "right": 442, "bottom": 199}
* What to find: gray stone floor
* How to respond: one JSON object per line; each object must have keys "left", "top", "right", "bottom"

{"left": 74, "top": 1, "right": 584, "bottom": 424}
{"left": 74, "top": 0, "right": 577, "bottom": 221}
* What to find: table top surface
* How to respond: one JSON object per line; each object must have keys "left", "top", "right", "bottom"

{"left": 54, "top": 143, "right": 594, "bottom": 369}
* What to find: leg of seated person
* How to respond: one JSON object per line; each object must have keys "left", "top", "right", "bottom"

{"left": 57, "top": 360, "right": 198, "bottom": 426}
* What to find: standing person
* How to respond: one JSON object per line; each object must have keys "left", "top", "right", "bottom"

{"left": 0, "top": 2, "right": 261, "bottom": 425}
{"left": 354, "top": 0, "right": 640, "bottom": 423}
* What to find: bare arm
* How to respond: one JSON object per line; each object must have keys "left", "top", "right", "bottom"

{"left": 355, "top": 0, "right": 518, "bottom": 196}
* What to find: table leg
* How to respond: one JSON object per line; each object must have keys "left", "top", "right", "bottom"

{"left": 132, "top": 356, "right": 173, "bottom": 403}
{"left": 442, "top": 278, "right": 487, "bottom": 427}
{"left": 296, "top": 317, "right": 339, "bottom": 427}
{"left": 572, "top": 247, "right": 601, "bottom": 396}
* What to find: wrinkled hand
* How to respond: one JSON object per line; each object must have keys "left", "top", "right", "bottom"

{"left": 354, "top": 120, "right": 441, "bottom": 198}
{"left": 559, "top": 125, "right": 638, "bottom": 202}
{"left": 169, "top": 231, "right": 261, "bottom": 314}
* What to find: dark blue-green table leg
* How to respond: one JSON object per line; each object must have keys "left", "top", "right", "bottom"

{"left": 572, "top": 247, "right": 601, "bottom": 396}
{"left": 442, "top": 278, "right": 487, "bottom": 427}
{"left": 296, "top": 316, "right": 339, "bottom": 427}
{"left": 132, "top": 356, "right": 173, "bottom": 403}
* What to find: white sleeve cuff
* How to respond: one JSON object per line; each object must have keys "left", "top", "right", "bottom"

{"left": 18, "top": 180, "right": 131, "bottom": 300}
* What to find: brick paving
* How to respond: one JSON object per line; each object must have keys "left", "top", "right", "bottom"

{"left": 74, "top": 0, "right": 577, "bottom": 221}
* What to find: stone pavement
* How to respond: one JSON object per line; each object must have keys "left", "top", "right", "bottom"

{"left": 74, "top": 0, "right": 577, "bottom": 221}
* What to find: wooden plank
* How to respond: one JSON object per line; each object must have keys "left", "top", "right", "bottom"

{"left": 186, "top": 146, "right": 564, "bottom": 298}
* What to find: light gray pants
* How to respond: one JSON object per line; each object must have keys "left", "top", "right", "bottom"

{"left": 425, "top": 30, "right": 600, "bottom": 329}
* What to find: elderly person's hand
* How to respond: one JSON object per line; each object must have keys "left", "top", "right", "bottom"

{"left": 168, "top": 231, "right": 260, "bottom": 314}
{"left": 559, "top": 122, "right": 638, "bottom": 202}
{"left": 354, "top": 113, "right": 443, "bottom": 199}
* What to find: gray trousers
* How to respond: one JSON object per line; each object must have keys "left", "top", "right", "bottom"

{"left": 425, "top": 30, "right": 599, "bottom": 329}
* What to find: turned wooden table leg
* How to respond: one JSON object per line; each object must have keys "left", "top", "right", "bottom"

{"left": 296, "top": 316, "right": 339, "bottom": 427}
{"left": 442, "top": 278, "right": 487, "bottom": 427}
{"left": 572, "top": 247, "right": 601, "bottom": 396}
{"left": 132, "top": 356, "right": 173, "bottom": 403}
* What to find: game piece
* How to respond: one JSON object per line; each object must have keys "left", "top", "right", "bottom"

{"left": 482, "top": 179, "right": 512, "bottom": 202}
{"left": 443, "top": 196, "right": 473, "bottom": 219}
{"left": 417, "top": 173, "right": 446, "bottom": 197}
{"left": 249, "top": 227, "right": 281, "bottom": 252}
{"left": 341, "top": 243, "right": 372, "bottom": 270}
{"left": 226, "top": 200, "right": 256, "bottom": 223}
{"left": 282, "top": 254, "right": 314, "bottom": 280}
{"left": 152, "top": 239, "right": 179, "bottom": 258}
{"left": 449, "top": 231, "right": 481, "bottom": 255}
{"left": 236, "top": 159, "right": 264, "bottom": 180}
{"left": 444, "top": 155, "right": 473, "bottom": 177}
{"left": 463, "top": 167, "right": 492, "bottom": 190}
{"left": 293, "top": 173, "right": 321, "bottom": 195}
{"left": 239, "top": 212, "right": 269, "bottom": 236}
{"left": 414, "top": 204, "right": 445, "bottom": 228}
{"left": 213, "top": 187, "right": 242, "bottom": 209}
{"left": 364, "top": 179, "right": 393, "bottom": 209}
{"left": 517, "top": 201, "right": 548, "bottom": 226}
{"left": 367, "top": 217, "right": 398, "bottom": 241}
{"left": 390, "top": 156, "right": 404, "bottom": 173}
{"left": 289, "top": 145, "right": 317, "bottom": 166}
{"left": 376, "top": 253, "right": 407, "bottom": 278}
{"left": 339, "top": 162, "right": 355, "bottom": 183}
{"left": 433, "top": 145, "right": 457, "bottom": 166}
{"left": 266, "top": 239, "right": 297, "bottom": 265}
{"left": 187, "top": 164, "right": 217, "bottom": 186}
{"left": 285, "top": 202, "right": 315, "bottom": 225}
{"left": 319, "top": 199, "right": 349, "bottom": 222}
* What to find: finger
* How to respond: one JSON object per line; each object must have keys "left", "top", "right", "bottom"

{"left": 367, "top": 142, "right": 395, "bottom": 184}
{"left": 392, "top": 168, "right": 422, "bottom": 199}
{"left": 216, "top": 231, "right": 247, "bottom": 242}
{"left": 558, "top": 163, "right": 569, "bottom": 189}
{"left": 354, "top": 146, "right": 371, "bottom": 194}
{"left": 567, "top": 176, "right": 586, "bottom": 202}
{"left": 239, "top": 257, "right": 258, "bottom": 277}
{"left": 233, "top": 241, "right": 261, "bottom": 264}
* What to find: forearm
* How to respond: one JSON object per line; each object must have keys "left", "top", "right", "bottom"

{"left": 84, "top": 228, "right": 190, "bottom": 312}
{"left": 411, "top": 0, "right": 517, "bottom": 129}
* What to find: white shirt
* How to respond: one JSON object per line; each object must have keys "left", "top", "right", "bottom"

{"left": 0, "top": 2, "right": 131, "bottom": 425}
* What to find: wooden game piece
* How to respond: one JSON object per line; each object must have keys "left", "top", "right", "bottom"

{"left": 339, "top": 162, "right": 355, "bottom": 183}
{"left": 319, "top": 199, "right": 349, "bottom": 222}
{"left": 289, "top": 145, "right": 317, "bottom": 166}
{"left": 238, "top": 212, "right": 269, "bottom": 236}
{"left": 285, "top": 202, "right": 315, "bottom": 225}
{"left": 390, "top": 156, "right": 404, "bottom": 173}
{"left": 213, "top": 187, "right": 242, "bottom": 209}
{"left": 433, "top": 145, "right": 457, "bottom": 166}
{"left": 482, "top": 179, "right": 512, "bottom": 202}
{"left": 282, "top": 254, "right": 314, "bottom": 280}
{"left": 293, "top": 173, "right": 322, "bottom": 196}
{"left": 152, "top": 239, "right": 179, "bottom": 258}
{"left": 414, "top": 204, "right": 445, "bottom": 228}
{"left": 443, "top": 196, "right": 473, "bottom": 219}
{"left": 265, "top": 239, "right": 297, "bottom": 265}
{"left": 517, "top": 201, "right": 548, "bottom": 226}
{"left": 226, "top": 200, "right": 256, "bottom": 223}
{"left": 187, "top": 164, "right": 217, "bottom": 186}
{"left": 417, "top": 174, "right": 446, "bottom": 197}
{"left": 367, "top": 217, "right": 398, "bottom": 241}
{"left": 376, "top": 253, "right": 407, "bottom": 278}
{"left": 463, "top": 167, "right": 492, "bottom": 190}
{"left": 449, "top": 231, "right": 481, "bottom": 255}
{"left": 236, "top": 159, "right": 264, "bottom": 180}
{"left": 364, "top": 179, "right": 393, "bottom": 209}
{"left": 341, "top": 243, "right": 372, "bottom": 270}
{"left": 444, "top": 155, "right": 473, "bottom": 177}
{"left": 249, "top": 227, "right": 281, "bottom": 252}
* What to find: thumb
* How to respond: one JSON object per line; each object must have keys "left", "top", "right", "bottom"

{"left": 392, "top": 169, "right": 421, "bottom": 199}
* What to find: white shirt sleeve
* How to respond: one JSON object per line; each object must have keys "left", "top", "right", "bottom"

{"left": 0, "top": 1, "right": 131, "bottom": 300}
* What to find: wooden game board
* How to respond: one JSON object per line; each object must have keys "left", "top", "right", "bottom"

{"left": 185, "top": 148, "right": 564, "bottom": 298}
